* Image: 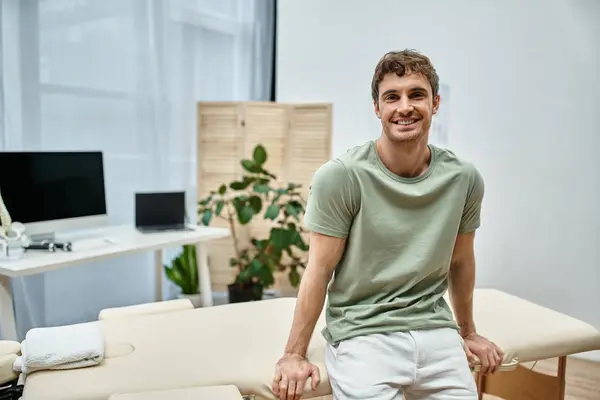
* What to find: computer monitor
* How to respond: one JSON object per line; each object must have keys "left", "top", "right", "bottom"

{"left": 0, "top": 151, "right": 108, "bottom": 238}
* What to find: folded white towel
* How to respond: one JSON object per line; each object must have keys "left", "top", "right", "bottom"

{"left": 12, "top": 356, "right": 22, "bottom": 372}
{"left": 20, "top": 321, "right": 104, "bottom": 375}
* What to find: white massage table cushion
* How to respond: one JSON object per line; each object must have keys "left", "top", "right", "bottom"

{"left": 98, "top": 298, "right": 194, "bottom": 320}
{"left": 447, "top": 289, "right": 600, "bottom": 365}
{"left": 0, "top": 340, "right": 20, "bottom": 385}
{"left": 108, "top": 384, "right": 244, "bottom": 400}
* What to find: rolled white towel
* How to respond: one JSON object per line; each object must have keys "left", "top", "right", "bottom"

{"left": 20, "top": 321, "right": 104, "bottom": 375}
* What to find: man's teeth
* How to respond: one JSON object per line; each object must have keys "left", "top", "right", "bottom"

{"left": 395, "top": 120, "right": 416, "bottom": 125}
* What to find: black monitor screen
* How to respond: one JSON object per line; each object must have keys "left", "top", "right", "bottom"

{"left": 0, "top": 151, "right": 107, "bottom": 224}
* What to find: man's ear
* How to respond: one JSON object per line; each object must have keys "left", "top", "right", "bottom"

{"left": 432, "top": 94, "right": 441, "bottom": 115}
{"left": 374, "top": 100, "right": 381, "bottom": 119}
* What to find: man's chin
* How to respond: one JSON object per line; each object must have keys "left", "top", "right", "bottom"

{"left": 386, "top": 129, "right": 424, "bottom": 143}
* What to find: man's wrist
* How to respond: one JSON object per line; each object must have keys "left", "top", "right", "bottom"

{"left": 458, "top": 322, "right": 476, "bottom": 338}
{"left": 282, "top": 351, "right": 306, "bottom": 360}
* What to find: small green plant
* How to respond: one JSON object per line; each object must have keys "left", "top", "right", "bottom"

{"left": 197, "top": 144, "right": 309, "bottom": 301}
{"left": 164, "top": 244, "right": 199, "bottom": 295}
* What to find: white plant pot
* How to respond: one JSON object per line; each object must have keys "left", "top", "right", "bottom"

{"left": 177, "top": 293, "right": 203, "bottom": 308}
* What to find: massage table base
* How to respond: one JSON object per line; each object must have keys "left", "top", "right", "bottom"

{"left": 475, "top": 356, "right": 567, "bottom": 400}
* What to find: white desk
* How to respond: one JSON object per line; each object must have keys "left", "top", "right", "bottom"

{"left": 0, "top": 224, "right": 230, "bottom": 340}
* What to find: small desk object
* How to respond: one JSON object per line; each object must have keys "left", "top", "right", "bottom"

{"left": 0, "top": 224, "right": 230, "bottom": 340}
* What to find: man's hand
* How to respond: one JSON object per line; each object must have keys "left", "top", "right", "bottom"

{"left": 272, "top": 353, "right": 321, "bottom": 400}
{"left": 462, "top": 332, "right": 504, "bottom": 375}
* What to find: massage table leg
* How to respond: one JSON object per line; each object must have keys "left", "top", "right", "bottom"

{"left": 476, "top": 356, "right": 567, "bottom": 400}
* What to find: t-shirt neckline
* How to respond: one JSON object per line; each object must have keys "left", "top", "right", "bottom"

{"left": 371, "top": 140, "right": 438, "bottom": 183}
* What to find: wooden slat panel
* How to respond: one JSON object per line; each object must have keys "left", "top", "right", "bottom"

{"left": 197, "top": 101, "right": 332, "bottom": 296}
{"left": 273, "top": 104, "right": 332, "bottom": 294}
{"left": 197, "top": 102, "right": 245, "bottom": 293}
{"left": 286, "top": 104, "right": 333, "bottom": 201}
{"left": 242, "top": 102, "right": 289, "bottom": 174}
{"left": 242, "top": 103, "right": 290, "bottom": 242}
{"left": 196, "top": 102, "right": 243, "bottom": 197}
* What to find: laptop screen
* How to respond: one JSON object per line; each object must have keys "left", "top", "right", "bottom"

{"left": 135, "top": 192, "right": 185, "bottom": 227}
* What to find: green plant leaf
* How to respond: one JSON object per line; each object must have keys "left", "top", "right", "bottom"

{"left": 231, "top": 197, "right": 243, "bottom": 212}
{"left": 294, "top": 231, "right": 309, "bottom": 251}
{"left": 248, "top": 195, "right": 262, "bottom": 213}
{"left": 164, "top": 265, "right": 184, "bottom": 287}
{"left": 237, "top": 268, "right": 251, "bottom": 283}
{"left": 258, "top": 265, "right": 275, "bottom": 286}
{"left": 215, "top": 200, "right": 224, "bottom": 216}
{"left": 201, "top": 209, "right": 213, "bottom": 225}
{"left": 248, "top": 259, "right": 263, "bottom": 275}
{"left": 218, "top": 184, "right": 227, "bottom": 195}
{"left": 253, "top": 184, "right": 270, "bottom": 193}
{"left": 163, "top": 245, "right": 199, "bottom": 295}
{"left": 254, "top": 239, "right": 269, "bottom": 250}
{"left": 229, "top": 257, "right": 239, "bottom": 267}
{"left": 289, "top": 267, "right": 301, "bottom": 287}
{"left": 230, "top": 181, "right": 247, "bottom": 190}
{"left": 237, "top": 205, "right": 254, "bottom": 224}
{"left": 198, "top": 195, "right": 212, "bottom": 206}
{"left": 253, "top": 145, "right": 267, "bottom": 165}
{"left": 264, "top": 204, "right": 280, "bottom": 220}
{"left": 184, "top": 245, "right": 198, "bottom": 290}
{"left": 270, "top": 227, "right": 295, "bottom": 249}
{"left": 241, "top": 159, "right": 261, "bottom": 173}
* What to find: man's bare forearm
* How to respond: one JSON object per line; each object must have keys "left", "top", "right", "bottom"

{"left": 449, "top": 259, "right": 476, "bottom": 337}
{"left": 283, "top": 267, "right": 330, "bottom": 357}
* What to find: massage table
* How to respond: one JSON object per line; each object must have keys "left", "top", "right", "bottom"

{"left": 1, "top": 288, "right": 599, "bottom": 400}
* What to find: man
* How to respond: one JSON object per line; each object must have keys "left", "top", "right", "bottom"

{"left": 271, "top": 49, "right": 503, "bottom": 400}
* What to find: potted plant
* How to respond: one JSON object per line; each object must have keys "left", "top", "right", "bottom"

{"left": 163, "top": 244, "right": 203, "bottom": 307}
{"left": 197, "top": 144, "right": 309, "bottom": 303}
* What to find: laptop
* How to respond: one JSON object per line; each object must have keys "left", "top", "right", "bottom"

{"left": 135, "top": 191, "right": 193, "bottom": 233}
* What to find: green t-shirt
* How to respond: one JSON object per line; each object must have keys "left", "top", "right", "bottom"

{"left": 303, "top": 140, "right": 484, "bottom": 345}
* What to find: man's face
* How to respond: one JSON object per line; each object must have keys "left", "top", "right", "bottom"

{"left": 374, "top": 72, "right": 440, "bottom": 143}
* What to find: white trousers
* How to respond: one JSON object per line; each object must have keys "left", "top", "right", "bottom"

{"left": 325, "top": 327, "right": 478, "bottom": 400}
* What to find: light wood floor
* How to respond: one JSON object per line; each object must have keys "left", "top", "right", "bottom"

{"left": 310, "top": 356, "right": 600, "bottom": 400}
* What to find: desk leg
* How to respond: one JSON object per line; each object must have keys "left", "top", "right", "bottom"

{"left": 154, "top": 249, "right": 163, "bottom": 302}
{"left": 0, "top": 275, "right": 17, "bottom": 340}
{"left": 196, "top": 243, "right": 213, "bottom": 307}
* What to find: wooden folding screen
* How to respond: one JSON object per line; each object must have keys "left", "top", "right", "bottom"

{"left": 196, "top": 101, "right": 333, "bottom": 294}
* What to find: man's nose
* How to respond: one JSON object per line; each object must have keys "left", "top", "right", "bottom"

{"left": 396, "top": 98, "right": 413, "bottom": 114}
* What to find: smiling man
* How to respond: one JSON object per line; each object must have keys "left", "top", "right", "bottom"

{"left": 271, "top": 49, "right": 503, "bottom": 400}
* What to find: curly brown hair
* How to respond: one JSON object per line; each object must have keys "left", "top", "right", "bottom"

{"left": 371, "top": 49, "right": 439, "bottom": 104}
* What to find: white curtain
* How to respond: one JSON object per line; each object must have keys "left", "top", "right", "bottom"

{"left": 0, "top": 0, "right": 275, "bottom": 338}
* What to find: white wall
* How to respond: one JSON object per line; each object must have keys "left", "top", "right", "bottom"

{"left": 277, "top": 0, "right": 600, "bottom": 361}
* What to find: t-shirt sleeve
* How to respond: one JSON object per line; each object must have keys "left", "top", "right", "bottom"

{"left": 458, "top": 165, "right": 485, "bottom": 233}
{"left": 303, "top": 159, "right": 359, "bottom": 238}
